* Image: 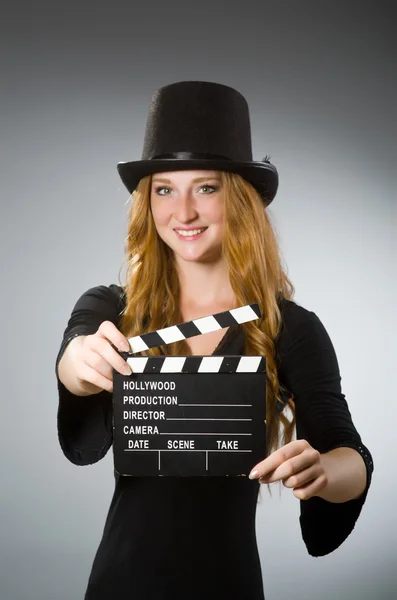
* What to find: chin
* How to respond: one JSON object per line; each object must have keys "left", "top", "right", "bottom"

{"left": 174, "top": 247, "right": 222, "bottom": 264}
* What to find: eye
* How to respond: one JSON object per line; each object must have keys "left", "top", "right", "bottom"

{"left": 200, "top": 184, "right": 217, "bottom": 194}
{"left": 153, "top": 184, "right": 218, "bottom": 196}
{"left": 154, "top": 186, "right": 172, "bottom": 196}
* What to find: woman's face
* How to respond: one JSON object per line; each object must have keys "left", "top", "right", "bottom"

{"left": 150, "top": 170, "right": 225, "bottom": 264}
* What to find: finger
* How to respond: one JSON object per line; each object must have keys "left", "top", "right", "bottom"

{"left": 249, "top": 440, "right": 308, "bottom": 479}
{"left": 293, "top": 473, "right": 328, "bottom": 500}
{"left": 261, "top": 449, "right": 320, "bottom": 484}
{"left": 97, "top": 320, "right": 131, "bottom": 353}
{"left": 77, "top": 362, "right": 114, "bottom": 393}
{"left": 280, "top": 464, "right": 323, "bottom": 489}
{"left": 85, "top": 335, "right": 132, "bottom": 376}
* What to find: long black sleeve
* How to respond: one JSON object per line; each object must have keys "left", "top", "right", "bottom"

{"left": 277, "top": 302, "right": 374, "bottom": 556}
{"left": 55, "top": 284, "right": 125, "bottom": 466}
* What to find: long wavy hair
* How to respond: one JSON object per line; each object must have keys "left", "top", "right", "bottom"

{"left": 117, "top": 170, "right": 296, "bottom": 496}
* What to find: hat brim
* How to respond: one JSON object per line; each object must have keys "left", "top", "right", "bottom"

{"left": 117, "top": 159, "right": 278, "bottom": 206}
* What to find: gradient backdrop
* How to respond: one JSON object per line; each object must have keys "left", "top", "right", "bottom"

{"left": 1, "top": 2, "right": 396, "bottom": 599}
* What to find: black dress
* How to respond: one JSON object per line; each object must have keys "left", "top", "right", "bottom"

{"left": 55, "top": 285, "right": 374, "bottom": 600}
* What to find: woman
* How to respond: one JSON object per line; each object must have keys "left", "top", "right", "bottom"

{"left": 56, "top": 81, "right": 374, "bottom": 600}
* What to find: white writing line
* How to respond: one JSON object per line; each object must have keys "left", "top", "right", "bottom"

{"left": 124, "top": 449, "right": 252, "bottom": 452}
{"left": 178, "top": 404, "right": 252, "bottom": 407}
{"left": 158, "top": 432, "right": 252, "bottom": 435}
{"left": 166, "top": 418, "right": 252, "bottom": 421}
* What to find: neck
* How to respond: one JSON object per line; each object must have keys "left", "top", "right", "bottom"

{"left": 175, "top": 256, "right": 236, "bottom": 309}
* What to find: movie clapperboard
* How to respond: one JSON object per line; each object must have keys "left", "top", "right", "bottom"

{"left": 112, "top": 304, "right": 266, "bottom": 477}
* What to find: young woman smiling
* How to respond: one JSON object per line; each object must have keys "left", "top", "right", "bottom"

{"left": 56, "top": 81, "right": 374, "bottom": 600}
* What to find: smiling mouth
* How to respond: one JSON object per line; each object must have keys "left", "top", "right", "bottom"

{"left": 174, "top": 227, "right": 208, "bottom": 238}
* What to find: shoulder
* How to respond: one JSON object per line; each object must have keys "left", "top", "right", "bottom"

{"left": 276, "top": 297, "right": 332, "bottom": 359}
{"left": 108, "top": 284, "right": 126, "bottom": 309}
{"left": 278, "top": 297, "right": 319, "bottom": 334}
{"left": 72, "top": 283, "right": 126, "bottom": 318}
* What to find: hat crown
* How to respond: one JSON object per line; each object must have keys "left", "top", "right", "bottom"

{"left": 141, "top": 81, "right": 253, "bottom": 162}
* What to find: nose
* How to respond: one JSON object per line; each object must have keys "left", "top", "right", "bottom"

{"left": 174, "top": 192, "right": 199, "bottom": 222}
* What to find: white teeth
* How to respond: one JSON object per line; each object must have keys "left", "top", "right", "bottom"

{"left": 175, "top": 228, "right": 206, "bottom": 237}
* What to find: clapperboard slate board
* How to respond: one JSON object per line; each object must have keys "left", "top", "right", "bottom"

{"left": 112, "top": 304, "right": 266, "bottom": 476}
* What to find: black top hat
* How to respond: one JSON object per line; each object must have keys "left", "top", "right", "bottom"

{"left": 117, "top": 81, "right": 278, "bottom": 206}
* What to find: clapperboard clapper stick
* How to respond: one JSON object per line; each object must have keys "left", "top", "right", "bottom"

{"left": 112, "top": 304, "right": 267, "bottom": 477}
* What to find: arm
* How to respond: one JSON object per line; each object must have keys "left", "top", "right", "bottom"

{"left": 277, "top": 306, "right": 374, "bottom": 556}
{"left": 55, "top": 284, "right": 125, "bottom": 466}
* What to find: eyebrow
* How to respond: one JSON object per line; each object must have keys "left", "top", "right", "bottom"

{"left": 152, "top": 176, "right": 221, "bottom": 184}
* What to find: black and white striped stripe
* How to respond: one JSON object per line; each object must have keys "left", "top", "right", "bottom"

{"left": 126, "top": 303, "right": 262, "bottom": 354}
{"left": 125, "top": 355, "right": 266, "bottom": 373}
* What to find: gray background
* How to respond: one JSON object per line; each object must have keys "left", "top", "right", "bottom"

{"left": 1, "top": 1, "right": 396, "bottom": 599}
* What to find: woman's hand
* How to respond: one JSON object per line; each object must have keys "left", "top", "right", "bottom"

{"left": 71, "top": 321, "right": 132, "bottom": 395}
{"left": 248, "top": 439, "right": 328, "bottom": 500}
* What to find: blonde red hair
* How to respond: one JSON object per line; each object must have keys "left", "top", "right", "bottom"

{"left": 117, "top": 171, "right": 296, "bottom": 493}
